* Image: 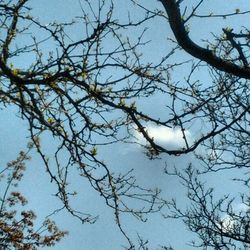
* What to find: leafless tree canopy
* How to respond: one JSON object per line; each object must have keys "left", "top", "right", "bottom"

{"left": 0, "top": 0, "right": 249, "bottom": 249}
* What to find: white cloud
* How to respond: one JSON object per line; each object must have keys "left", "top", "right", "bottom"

{"left": 134, "top": 124, "right": 192, "bottom": 148}
{"left": 220, "top": 203, "right": 250, "bottom": 233}
{"left": 220, "top": 215, "right": 235, "bottom": 232}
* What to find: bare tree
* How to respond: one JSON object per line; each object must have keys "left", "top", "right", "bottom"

{"left": 158, "top": 1, "right": 250, "bottom": 249}
{"left": 0, "top": 0, "right": 249, "bottom": 249}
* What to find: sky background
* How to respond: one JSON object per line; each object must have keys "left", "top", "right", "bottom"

{"left": 0, "top": 0, "right": 249, "bottom": 249}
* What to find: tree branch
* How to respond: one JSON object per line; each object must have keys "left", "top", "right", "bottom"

{"left": 159, "top": 0, "right": 250, "bottom": 79}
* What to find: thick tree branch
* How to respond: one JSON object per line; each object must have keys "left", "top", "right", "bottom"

{"left": 159, "top": 0, "right": 250, "bottom": 79}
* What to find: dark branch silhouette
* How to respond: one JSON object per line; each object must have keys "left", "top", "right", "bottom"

{"left": 159, "top": 0, "right": 250, "bottom": 79}
{"left": 0, "top": 0, "right": 249, "bottom": 248}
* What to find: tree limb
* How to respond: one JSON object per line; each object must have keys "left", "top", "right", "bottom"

{"left": 159, "top": 0, "right": 250, "bottom": 79}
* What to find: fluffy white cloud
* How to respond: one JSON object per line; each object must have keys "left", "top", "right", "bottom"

{"left": 134, "top": 125, "right": 192, "bottom": 148}
{"left": 220, "top": 203, "right": 249, "bottom": 233}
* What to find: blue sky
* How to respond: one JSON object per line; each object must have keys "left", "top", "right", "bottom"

{"left": 1, "top": 0, "right": 249, "bottom": 249}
